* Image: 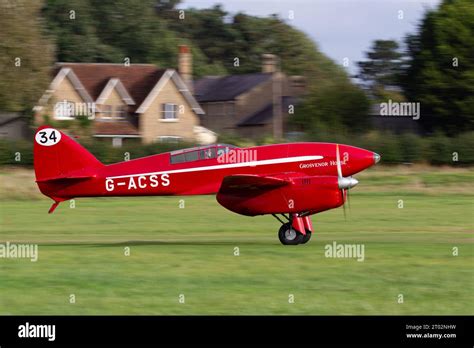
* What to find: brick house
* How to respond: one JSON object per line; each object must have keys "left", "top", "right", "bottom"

{"left": 34, "top": 51, "right": 212, "bottom": 146}
{"left": 194, "top": 54, "right": 306, "bottom": 139}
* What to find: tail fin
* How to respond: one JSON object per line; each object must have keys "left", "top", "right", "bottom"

{"left": 34, "top": 126, "right": 103, "bottom": 211}
{"left": 34, "top": 126, "right": 103, "bottom": 182}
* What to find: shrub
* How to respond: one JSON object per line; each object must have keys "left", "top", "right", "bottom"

{"left": 0, "top": 139, "right": 33, "bottom": 165}
{"left": 398, "top": 133, "right": 423, "bottom": 163}
{"left": 423, "top": 133, "right": 453, "bottom": 165}
{"left": 451, "top": 132, "right": 474, "bottom": 164}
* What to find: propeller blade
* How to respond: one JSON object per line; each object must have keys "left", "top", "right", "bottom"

{"left": 336, "top": 144, "right": 352, "bottom": 220}
{"left": 340, "top": 187, "right": 347, "bottom": 220}
{"left": 336, "top": 144, "right": 342, "bottom": 178}
{"left": 343, "top": 200, "right": 346, "bottom": 220}
{"left": 347, "top": 185, "right": 351, "bottom": 210}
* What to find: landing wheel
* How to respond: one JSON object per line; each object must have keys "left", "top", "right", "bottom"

{"left": 300, "top": 230, "right": 312, "bottom": 244}
{"left": 278, "top": 223, "right": 304, "bottom": 245}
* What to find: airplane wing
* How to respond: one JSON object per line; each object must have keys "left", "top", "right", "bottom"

{"left": 218, "top": 174, "right": 291, "bottom": 195}
{"left": 217, "top": 173, "right": 342, "bottom": 216}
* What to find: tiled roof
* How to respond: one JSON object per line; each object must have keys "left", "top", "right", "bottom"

{"left": 55, "top": 63, "right": 166, "bottom": 112}
{"left": 238, "top": 96, "right": 299, "bottom": 126}
{"left": 194, "top": 73, "right": 272, "bottom": 102}
{"left": 94, "top": 121, "right": 140, "bottom": 136}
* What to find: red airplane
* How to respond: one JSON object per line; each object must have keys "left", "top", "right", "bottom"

{"left": 34, "top": 126, "right": 380, "bottom": 245}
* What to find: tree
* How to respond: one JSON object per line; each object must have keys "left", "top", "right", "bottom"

{"left": 292, "top": 82, "right": 370, "bottom": 137}
{"left": 402, "top": 0, "right": 474, "bottom": 135}
{"left": 357, "top": 40, "right": 404, "bottom": 100}
{"left": 38, "top": 1, "right": 370, "bottom": 137}
{"left": 0, "top": 0, "right": 54, "bottom": 113}
{"left": 42, "top": 0, "right": 179, "bottom": 65}
{"left": 41, "top": 0, "right": 223, "bottom": 77}
{"left": 164, "top": 10, "right": 349, "bottom": 81}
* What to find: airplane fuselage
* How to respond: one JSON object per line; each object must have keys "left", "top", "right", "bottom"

{"left": 38, "top": 142, "right": 377, "bottom": 200}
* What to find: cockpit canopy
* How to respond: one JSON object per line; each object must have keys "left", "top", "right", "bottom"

{"left": 170, "top": 144, "right": 239, "bottom": 164}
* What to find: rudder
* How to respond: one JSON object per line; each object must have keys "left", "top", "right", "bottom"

{"left": 34, "top": 126, "right": 103, "bottom": 182}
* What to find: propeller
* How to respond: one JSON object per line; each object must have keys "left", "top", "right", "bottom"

{"left": 342, "top": 188, "right": 347, "bottom": 220}
{"left": 336, "top": 144, "right": 358, "bottom": 219}
{"left": 346, "top": 183, "right": 351, "bottom": 209}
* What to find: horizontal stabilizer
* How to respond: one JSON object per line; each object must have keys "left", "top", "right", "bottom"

{"left": 36, "top": 174, "right": 94, "bottom": 183}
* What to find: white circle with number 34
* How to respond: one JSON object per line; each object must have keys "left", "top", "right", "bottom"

{"left": 35, "top": 128, "right": 61, "bottom": 146}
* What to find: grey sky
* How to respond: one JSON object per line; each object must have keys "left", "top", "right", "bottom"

{"left": 180, "top": 0, "right": 442, "bottom": 75}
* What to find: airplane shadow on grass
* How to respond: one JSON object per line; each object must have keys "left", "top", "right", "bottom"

{"left": 41, "top": 240, "right": 280, "bottom": 247}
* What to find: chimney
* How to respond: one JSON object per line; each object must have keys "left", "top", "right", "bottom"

{"left": 289, "top": 75, "right": 306, "bottom": 96}
{"left": 178, "top": 45, "right": 193, "bottom": 93}
{"left": 262, "top": 54, "right": 279, "bottom": 73}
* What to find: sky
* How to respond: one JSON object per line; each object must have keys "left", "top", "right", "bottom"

{"left": 180, "top": 0, "right": 442, "bottom": 75}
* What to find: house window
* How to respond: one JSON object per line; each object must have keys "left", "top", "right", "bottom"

{"left": 54, "top": 100, "right": 75, "bottom": 120}
{"left": 161, "top": 103, "right": 178, "bottom": 120}
{"left": 101, "top": 105, "right": 126, "bottom": 120}
{"left": 112, "top": 137, "right": 123, "bottom": 148}
{"left": 158, "top": 136, "right": 182, "bottom": 143}
{"left": 115, "top": 105, "right": 127, "bottom": 119}
{"left": 101, "top": 105, "right": 113, "bottom": 119}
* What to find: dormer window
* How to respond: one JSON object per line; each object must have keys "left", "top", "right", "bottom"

{"left": 100, "top": 105, "right": 127, "bottom": 120}
{"left": 161, "top": 103, "right": 178, "bottom": 120}
{"left": 101, "top": 105, "right": 113, "bottom": 119}
{"left": 115, "top": 105, "right": 127, "bottom": 119}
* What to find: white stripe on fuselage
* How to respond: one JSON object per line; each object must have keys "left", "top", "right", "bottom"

{"left": 106, "top": 155, "right": 324, "bottom": 179}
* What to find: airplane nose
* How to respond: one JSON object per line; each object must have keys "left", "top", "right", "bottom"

{"left": 373, "top": 152, "right": 381, "bottom": 164}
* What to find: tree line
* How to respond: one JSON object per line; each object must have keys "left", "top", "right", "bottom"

{"left": 355, "top": 0, "right": 473, "bottom": 136}
{"left": 0, "top": 0, "right": 472, "bottom": 138}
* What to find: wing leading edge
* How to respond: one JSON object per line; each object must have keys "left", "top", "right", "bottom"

{"left": 218, "top": 174, "right": 291, "bottom": 195}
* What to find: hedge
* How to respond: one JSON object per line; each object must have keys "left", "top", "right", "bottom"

{"left": 1, "top": 132, "right": 473, "bottom": 166}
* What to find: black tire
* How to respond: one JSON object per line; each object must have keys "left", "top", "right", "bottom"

{"left": 300, "top": 230, "right": 312, "bottom": 244}
{"left": 278, "top": 223, "right": 304, "bottom": 245}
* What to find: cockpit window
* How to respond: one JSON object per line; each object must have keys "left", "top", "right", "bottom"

{"left": 200, "top": 147, "right": 216, "bottom": 159}
{"left": 217, "top": 147, "right": 227, "bottom": 157}
{"left": 170, "top": 144, "right": 238, "bottom": 164}
{"left": 185, "top": 151, "right": 199, "bottom": 162}
{"left": 170, "top": 153, "right": 185, "bottom": 164}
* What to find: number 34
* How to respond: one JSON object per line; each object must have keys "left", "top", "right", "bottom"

{"left": 35, "top": 128, "right": 61, "bottom": 146}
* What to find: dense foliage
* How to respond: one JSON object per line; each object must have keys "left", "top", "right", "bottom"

{"left": 0, "top": 0, "right": 54, "bottom": 114}
{"left": 401, "top": 0, "right": 474, "bottom": 135}
{"left": 356, "top": 40, "right": 405, "bottom": 101}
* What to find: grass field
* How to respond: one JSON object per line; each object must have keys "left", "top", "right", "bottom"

{"left": 0, "top": 166, "right": 473, "bottom": 315}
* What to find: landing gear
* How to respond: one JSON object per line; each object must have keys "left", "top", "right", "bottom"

{"left": 278, "top": 223, "right": 304, "bottom": 245}
{"left": 273, "top": 214, "right": 314, "bottom": 245}
{"left": 300, "top": 230, "right": 312, "bottom": 244}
